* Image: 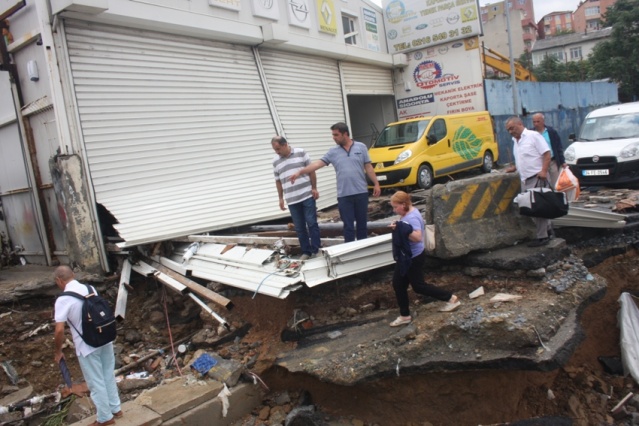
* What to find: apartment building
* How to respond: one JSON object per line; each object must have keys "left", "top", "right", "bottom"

{"left": 537, "top": 11, "right": 574, "bottom": 38}
{"left": 480, "top": 0, "right": 537, "bottom": 50}
{"left": 573, "top": 0, "right": 617, "bottom": 33}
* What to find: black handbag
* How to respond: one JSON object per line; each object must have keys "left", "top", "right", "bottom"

{"left": 514, "top": 180, "right": 569, "bottom": 219}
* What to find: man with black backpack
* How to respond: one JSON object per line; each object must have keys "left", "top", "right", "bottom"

{"left": 54, "top": 265, "right": 122, "bottom": 426}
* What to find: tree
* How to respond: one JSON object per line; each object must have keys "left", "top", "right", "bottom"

{"left": 588, "top": 0, "right": 639, "bottom": 101}
{"left": 517, "top": 52, "right": 532, "bottom": 70}
{"left": 534, "top": 55, "right": 565, "bottom": 82}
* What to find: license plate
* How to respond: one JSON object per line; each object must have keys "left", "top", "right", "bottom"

{"left": 377, "top": 175, "right": 387, "bottom": 181}
{"left": 583, "top": 169, "right": 609, "bottom": 176}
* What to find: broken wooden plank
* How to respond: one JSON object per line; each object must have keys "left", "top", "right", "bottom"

{"left": 142, "top": 257, "right": 233, "bottom": 310}
{"left": 114, "top": 259, "right": 131, "bottom": 321}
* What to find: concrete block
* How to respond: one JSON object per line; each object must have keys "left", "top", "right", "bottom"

{"left": 206, "top": 356, "right": 245, "bottom": 387}
{"left": 431, "top": 173, "right": 533, "bottom": 258}
{"left": 164, "top": 383, "right": 263, "bottom": 426}
{"left": 133, "top": 377, "right": 224, "bottom": 422}
{"left": 72, "top": 401, "right": 161, "bottom": 426}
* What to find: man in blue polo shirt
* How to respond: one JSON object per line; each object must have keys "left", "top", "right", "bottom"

{"left": 290, "top": 122, "right": 381, "bottom": 242}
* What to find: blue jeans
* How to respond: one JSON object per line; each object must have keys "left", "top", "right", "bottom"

{"left": 78, "top": 343, "right": 121, "bottom": 423}
{"left": 338, "top": 192, "right": 369, "bottom": 242}
{"left": 289, "top": 197, "right": 321, "bottom": 255}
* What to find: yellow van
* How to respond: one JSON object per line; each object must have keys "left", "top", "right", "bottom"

{"left": 368, "top": 111, "right": 499, "bottom": 189}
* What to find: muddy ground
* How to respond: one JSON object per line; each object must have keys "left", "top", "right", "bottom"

{"left": 1, "top": 189, "right": 639, "bottom": 425}
{"left": 0, "top": 245, "right": 638, "bottom": 425}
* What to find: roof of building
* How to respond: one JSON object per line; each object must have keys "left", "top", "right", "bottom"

{"left": 531, "top": 27, "right": 612, "bottom": 51}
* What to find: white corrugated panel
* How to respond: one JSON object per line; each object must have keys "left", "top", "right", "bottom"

{"left": 258, "top": 49, "right": 346, "bottom": 208}
{"left": 166, "top": 235, "right": 394, "bottom": 298}
{"left": 340, "top": 61, "right": 394, "bottom": 95}
{"left": 64, "top": 21, "right": 281, "bottom": 246}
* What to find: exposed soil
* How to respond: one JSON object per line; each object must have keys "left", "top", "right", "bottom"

{"left": 0, "top": 247, "right": 637, "bottom": 425}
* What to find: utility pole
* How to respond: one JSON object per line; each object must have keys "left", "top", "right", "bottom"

{"left": 505, "top": 0, "right": 519, "bottom": 116}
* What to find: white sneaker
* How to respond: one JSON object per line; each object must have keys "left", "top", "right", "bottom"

{"left": 299, "top": 254, "right": 311, "bottom": 261}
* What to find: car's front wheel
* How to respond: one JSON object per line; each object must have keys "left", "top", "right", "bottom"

{"left": 417, "top": 164, "right": 434, "bottom": 189}
{"left": 481, "top": 151, "right": 494, "bottom": 173}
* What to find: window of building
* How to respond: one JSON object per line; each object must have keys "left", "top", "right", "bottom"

{"left": 565, "top": 13, "right": 571, "bottom": 20}
{"left": 548, "top": 51, "right": 564, "bottom": 61}
{"left": 585, "top": 6, "right": 600, "bottom": 16}
{"left": 545, "top": 25, "right": 550, "bottom": 33}
{"left": 566, "top": 22, "right": 572, "bottom": 30}
{"left": 587, "top": 19, "right": 601, "bottom": 29}
{"left": 555, "top": 15, "right": 561, "bottom": 23}
{"left": 544, "top": 16, "right": 551, "bottom": 22}
{"left": 570, "top": 47, "right": 582, "bottom": 60}
{"left": 342, "top": 14, "right": 358, "bottom": 45}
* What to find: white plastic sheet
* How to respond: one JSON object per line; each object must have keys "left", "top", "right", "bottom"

{"left": 618, "top": 292, "right": 639, "bottom": 383}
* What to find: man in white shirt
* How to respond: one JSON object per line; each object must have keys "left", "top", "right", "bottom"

{"left": 504, "top": 116, "right": 553, "bottom": 247}
{"left": 54, "top": 265, "right": 122, "bottom": 426}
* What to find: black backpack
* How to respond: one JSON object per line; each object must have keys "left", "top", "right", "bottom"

{"left": 60, "top": 283, "right": 117, "bottom": 348}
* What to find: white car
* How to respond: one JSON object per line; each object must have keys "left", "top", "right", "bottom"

{"left": 564, "top": 102, "right": 639, "bottom": 187}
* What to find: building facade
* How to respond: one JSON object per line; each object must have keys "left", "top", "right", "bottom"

{"left": 480, "top": 0, "right": 537, "bottom": 51}
{"left": 537, "top": 11, "right": 574, "bottom": 39}
{"left": 0, "top": 0, "right": 400, "bottom": 270}
{"left": 573, "top": 0, "right": 617, "bottom": 33}
{"left": 531, "top": 27, "right": 612, "bottom": 66}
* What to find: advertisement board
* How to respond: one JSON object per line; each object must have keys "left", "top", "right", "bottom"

{"left": 383, "top": 0, "right": 482, "bottom": 54}
{"left": 394, "top": 37, "right": 486, "bottom": 120}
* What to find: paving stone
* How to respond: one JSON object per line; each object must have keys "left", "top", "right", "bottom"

{"left": 134, "top": 376, "right": 223, "bottom": 421}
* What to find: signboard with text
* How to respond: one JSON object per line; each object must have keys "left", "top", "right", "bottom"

{"left": 362, "top": 7, "right": 380, "bottom": 52}
{"left": 383, "top": 0, "right": 482, "bottom": 54}
{"left": 394, "top": 37, "right": 486, "bottom": 119}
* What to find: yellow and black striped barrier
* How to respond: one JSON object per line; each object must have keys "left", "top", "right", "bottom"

{"left": 430, "top": 173, "right": 534, "bottom": 258}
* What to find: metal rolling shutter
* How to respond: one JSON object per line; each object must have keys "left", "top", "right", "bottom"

{"left": 258, "top": 49, "right": 345, "bottom": 207}
{"left": 64, "top": 21, "right": 280, "bottom": 246}
{"left": 340, "top": 61, "right": 394, "bottom": 95}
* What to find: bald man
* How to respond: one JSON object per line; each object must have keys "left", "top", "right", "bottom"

{"left": 54, "top": 265, "right": 122, "bottom": 426}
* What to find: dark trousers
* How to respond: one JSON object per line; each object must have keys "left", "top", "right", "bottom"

{"left": 337, "top": 192, "right": 369, "bottom": 242}
{"left": 392, "top": 251, "right": 452, "bottom": 317}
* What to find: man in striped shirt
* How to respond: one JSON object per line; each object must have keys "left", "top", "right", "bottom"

{"left": 272, "top": 136, "right": 321, "bottom": 260}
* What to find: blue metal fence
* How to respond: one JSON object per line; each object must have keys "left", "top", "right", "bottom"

{"left": 485, "top": 80, "right": 619, "bottom": 164}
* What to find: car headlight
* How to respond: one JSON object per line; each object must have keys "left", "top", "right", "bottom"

{"left": 564, "top": 145, "right": 575, "bottom": 162}
{"left": 620, "top": 142, "right": 639, "bottom": 159}
{"left": 394, "top": 149, "right": 412, "bottom": 165}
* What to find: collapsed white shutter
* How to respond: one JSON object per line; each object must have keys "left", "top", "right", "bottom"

{"left": 340, "top": 61, "right": 394, "bottom": 95}
{"left": 258, "top": 49, "right": 346, "bottom": 207}
{"left": 64, "top": 21, "right": 281, "bottom": 246}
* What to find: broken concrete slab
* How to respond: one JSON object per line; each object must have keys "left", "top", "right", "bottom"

{"left": 0, "top": 385, "right": 32, "bottom": 407}
{"left": 133, "top": 376, "right": 224, "bottom": 422}
{"left": 163, "top": 382, "right": 262, "bottom": 426}
{"left": 206, "top": 356, "right": 245, "bottom": 388}
{"left": 461, "top": 238, "right": 570, "bottom": 271}
{"left": 274, "top": 264, "right": 606, "bottom": 386}
{"left": 65, "top": 396, "right": 95, "bottom": 424}
{"left": 72, "top": 399, "right": 162, "bottom": 426}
